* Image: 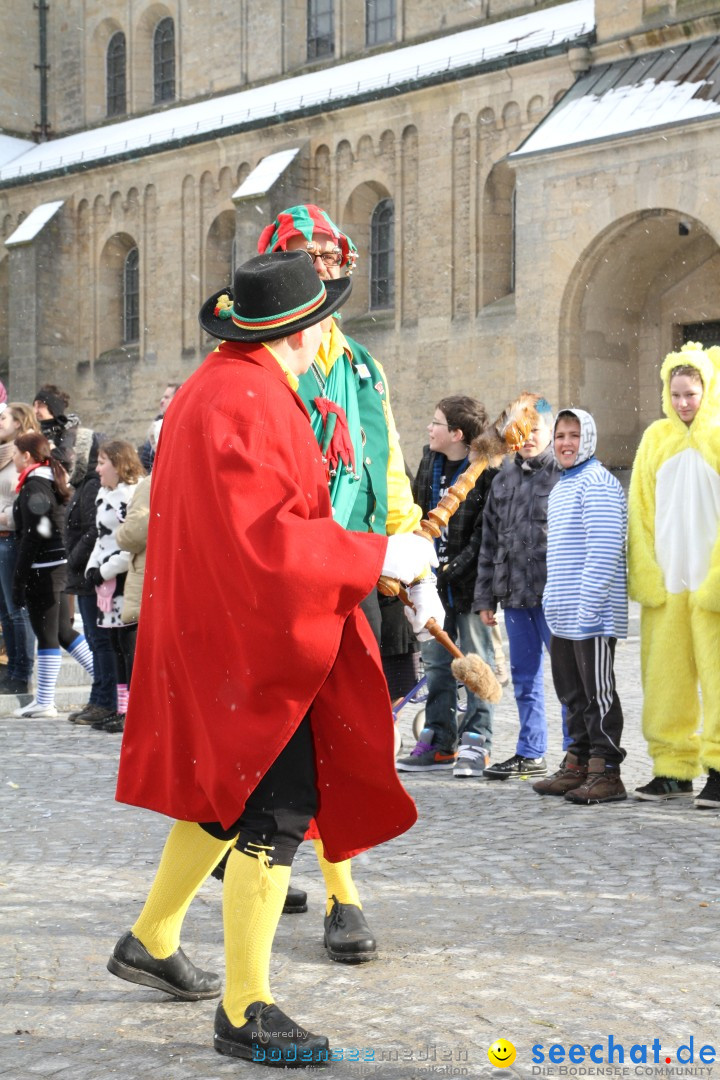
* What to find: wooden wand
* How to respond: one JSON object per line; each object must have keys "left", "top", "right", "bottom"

{"left": 378, "top": 393, "right": 536, "bottom": 702}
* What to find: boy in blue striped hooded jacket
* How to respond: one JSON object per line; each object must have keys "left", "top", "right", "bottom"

{"left": 535, "top": 408, "right": 629, "bottom": 804}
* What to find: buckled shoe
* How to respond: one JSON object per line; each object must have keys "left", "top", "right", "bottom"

{"left": 323, "top": 896, "right": 376, "bottom": 963}
{"left": 214, "top": 1000, "right": 330, "bottom": 1067}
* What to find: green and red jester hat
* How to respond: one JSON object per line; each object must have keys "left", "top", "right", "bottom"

{"left": 257, "top": 204, "right": 358, "bottom": 273}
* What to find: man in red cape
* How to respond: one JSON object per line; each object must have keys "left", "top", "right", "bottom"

{"left": 108, "top": 251, "right": 431, "bottom": 1067}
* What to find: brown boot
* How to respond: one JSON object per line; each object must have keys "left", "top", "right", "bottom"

{"left": 564, "top": 756, "right": 627, "bottom": 804}
{"left": 532, "top": 753, "right": 587, "bottom": 796}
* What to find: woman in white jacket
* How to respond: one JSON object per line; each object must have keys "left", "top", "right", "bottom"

{"left": 84, "top": 440, "right": 144, "bottom": 733}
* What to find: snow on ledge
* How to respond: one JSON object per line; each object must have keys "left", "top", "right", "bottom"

{"left": 0, "top": 0, "right": 593, "bottom": 183}
{"left": 5, "top": 200, "right": 64, "bottom": 246}
{"left": 0, "top": 134, "right": 35, "bottom": 169}
{"left": 232, "top": 148, "right": 300, "bottom": 200}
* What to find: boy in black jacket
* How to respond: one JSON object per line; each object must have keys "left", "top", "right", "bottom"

{"left": 397, "top": 396, "right": 496, "bottom": 777}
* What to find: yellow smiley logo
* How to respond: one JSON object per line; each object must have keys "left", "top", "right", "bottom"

{"left": 488, "top": 1039, "right": 517, "bottom": 1068}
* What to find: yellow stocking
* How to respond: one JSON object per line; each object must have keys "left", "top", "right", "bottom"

{"left": 222, "top": 847, "right": 292, "bottom": 1026}
{"left": 132, "top": 821, "right": 233, "bottom": 959}
{"left": 312, "top": 839, "right": 361, "bottom": 915}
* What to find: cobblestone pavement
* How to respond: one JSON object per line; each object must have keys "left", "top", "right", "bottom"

{"left": 2, "top": 606, "right": 718, "bottom": 1080}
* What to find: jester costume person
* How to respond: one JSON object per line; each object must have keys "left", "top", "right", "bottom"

{"left": 108, "top": 252, "right": 428, "bottom": 1066}
{"left": 628, "top": 341, "right": 720, "bottom": 805}
{"left": 257, "top": 204, "right": 430, "bottom": 962}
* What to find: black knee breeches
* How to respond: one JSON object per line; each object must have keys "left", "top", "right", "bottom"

{"left": 199, "top": 714, "right": 317, "bottom": 866}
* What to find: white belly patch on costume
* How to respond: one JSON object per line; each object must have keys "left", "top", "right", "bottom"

{"left": 655, "top": 447, "right": 720, "bottom": 593}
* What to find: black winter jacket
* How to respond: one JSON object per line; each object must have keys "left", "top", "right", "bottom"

{"left": 412, "top": 446, "right": 495, "bottom": 615}
{"left": 12, "top": 472, "right": 68, "bottom": 605}
{"left": 64, "top": 468, "right": 101, "bottom": 596}
{"left": 473, "top": 445, "right": 561, "bottom": 612}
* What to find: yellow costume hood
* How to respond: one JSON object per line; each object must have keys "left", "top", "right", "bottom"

{"left": 659, "top": 340, "right": 720, "bottom": 439}
{"left": 628, "top": 341, "right": 720, "bottom": 611}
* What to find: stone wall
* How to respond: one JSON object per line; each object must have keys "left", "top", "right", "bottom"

{"left": 1, "top": 0, "right": 545, "bottom": 139}
{"left": 2, "top": 2, "right": 720, "bottom": 468}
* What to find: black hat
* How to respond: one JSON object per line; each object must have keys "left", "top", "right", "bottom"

{"left": 199, "top": 250, "right": 352, "bottom": 343}
{"left": 34, "top": 388, "right": 67, "bottom": 420}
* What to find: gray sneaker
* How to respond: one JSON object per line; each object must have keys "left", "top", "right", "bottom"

{"left": 396, "top": 728, "right": 457, "bottom": 772}
{"left": 453, "top": 733, "right": 489, "bottom": 777}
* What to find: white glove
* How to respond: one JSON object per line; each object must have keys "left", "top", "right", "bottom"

{"left": 403, "top": 576, "right": 446, "bottom": 642}
{"left": 381, "top": 533, "right": 438, "bottom": 584}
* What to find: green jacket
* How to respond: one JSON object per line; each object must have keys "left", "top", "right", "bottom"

{"left": 296, "top": 335, "right": 389, "bottom": 534}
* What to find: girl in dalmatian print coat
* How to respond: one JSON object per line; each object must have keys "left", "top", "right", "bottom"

{"left": 84, "top": 440, "right": 144, "bottom": 733}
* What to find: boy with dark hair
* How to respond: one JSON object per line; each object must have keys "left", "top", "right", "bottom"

{"left": 397, "top": 394, "right": 497, "bottom": 777}
{"left": 536, "top": 408, "right": 628, "bottom": 804}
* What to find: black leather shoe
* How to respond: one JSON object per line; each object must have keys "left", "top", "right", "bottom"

{"left": 323, "top": 897, "right": 376, "bottom": 964}
{"left": 283, "top": 885, "right": 308, "bottom": 914}
{"left": 107, "top": 930, "right": 221, "bottom": 1000}
{"left": 214, "top": 1000, "right": 329, "bottom": 1067}
{"left": 211, "top": 856, "right": 307, "bottom": 915}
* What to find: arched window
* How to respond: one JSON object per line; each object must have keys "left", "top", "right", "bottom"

{"left": 370, "top": 199, "right": 394, "bottom": 309}
{"left": 123, "top": 247, "right": 139, "bottom": 343}
{"left": 366, "top": 0, "right": 396, "bottom": 46}
{"left": 106, "top": 31, "right": 126, "bottom": 117}
{"left": 153, "top": 17, "right": 175, "bottom": 103}
{"left": 481, "top": 162, "right": 516, "bottom": 305}
{"left": 307, "top": 0, "right": 334, "bottom": 59}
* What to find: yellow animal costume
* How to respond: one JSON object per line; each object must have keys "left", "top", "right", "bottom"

{"left": 628, "top": 342, "right": 720, "bottom": 779}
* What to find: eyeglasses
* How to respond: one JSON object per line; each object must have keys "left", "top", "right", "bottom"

{"left": 304, "top": 242, "right": 343, "bottom": 267}
{"left": 428, "top": 419, "right": 449, "bottom": 428}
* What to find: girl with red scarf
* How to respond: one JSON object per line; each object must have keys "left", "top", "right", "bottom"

{"left": 11, "top": 431, "right": 94, "bottom": 717}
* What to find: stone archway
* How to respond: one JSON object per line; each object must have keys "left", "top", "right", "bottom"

{"left": 205, "top": 209, "right": 235, "bottom": 297}
{"left": 559, "top": 209, "right": 720, "bottom": 467}
{"left": 342, "top": 180, "right": 391, "bottom": 318}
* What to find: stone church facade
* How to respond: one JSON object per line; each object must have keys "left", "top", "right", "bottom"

{"left": 1, "top": 0, "right": 719, "bottom": 466}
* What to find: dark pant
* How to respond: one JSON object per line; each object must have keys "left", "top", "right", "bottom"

{"left": 0, "top": 535, "right": 34, "bottom": 681}
{"left": 359, "top": 589, "right": 382, "bottom": 645}
{"left": 108, "top": 624, "right": 137, "bottom": 686}
{"left": 77, "top": 593, "right": 117, "bottom": 710}
{"left": 26, "top": 566, "right": 76, "bottom": 650}
{"left": 421, "top": 608, "right": 495, "bottom": 752}
{"left": 550, "top": 635, "right": 625, "bottom": 767}
{"left": 199, "top": 714, "right": 318, "bottom": 866}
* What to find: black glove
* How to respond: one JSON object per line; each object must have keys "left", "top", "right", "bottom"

{"left": 85, "top": 566, "right": 104, "bottom": 587}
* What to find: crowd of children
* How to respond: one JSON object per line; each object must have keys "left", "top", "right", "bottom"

{"left": 402, "top": 340, "right": 720, "bottom": 809}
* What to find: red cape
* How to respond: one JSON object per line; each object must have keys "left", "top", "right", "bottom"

{"left": 116, "top": 342, "right": 416, "bottom": 861}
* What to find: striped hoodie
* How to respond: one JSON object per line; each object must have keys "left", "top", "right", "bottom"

{"left": 543, "top": 409, "right": 628, "bottom": 640}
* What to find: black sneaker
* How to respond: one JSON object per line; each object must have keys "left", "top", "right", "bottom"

{"left": 92, "top": 712, "right": 125, "bottom": 733}
{"left": 695, "top": 769, "right": 720, "bottom": 809}
{"left": 483, "top": 753, "right": 547, "bottom": 780}
{"left": 634, "top": 776, "right": 694, "bottom": 801}
{"left": 70, "top": 703, "right": 116, "bottom": 726}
